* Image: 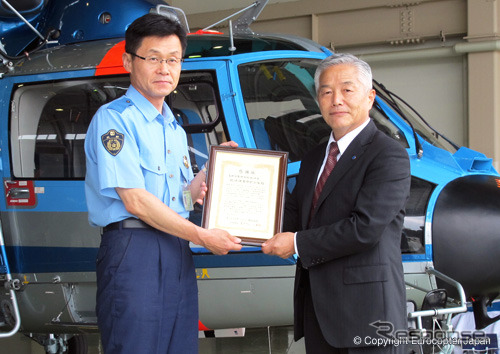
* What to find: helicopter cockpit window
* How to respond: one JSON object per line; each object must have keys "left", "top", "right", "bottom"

{"left": 370, "top": 102, "right": 409, "bottom": 148}
{"left": 238, "top": 59, "right": 410, "bottom": 162}
{"left": 238, "top": 59, "right": 330, "bottom": 162}
{"left": 10, "top": 78, "right": 129, "bottom": 179}
{"left": 373, "top": 81, "right": 457, "bottom": 153}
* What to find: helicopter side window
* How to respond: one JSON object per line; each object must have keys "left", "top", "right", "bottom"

{"left": 401, "top": 177, "right": 435, "bottom": 254}
{"left": 10, "top": 72, "right": 223, "bottom": 182}
{"left": 10, "top": 78, "right": 129, "bottom": 179}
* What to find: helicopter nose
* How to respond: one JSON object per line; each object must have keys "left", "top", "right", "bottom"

{"left": 432, "top": 174, "right": 500, "bottom": 299}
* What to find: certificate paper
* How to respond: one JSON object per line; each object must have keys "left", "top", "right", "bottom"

{"left": 202, "top": 146, "right": 288, "bottom": 245}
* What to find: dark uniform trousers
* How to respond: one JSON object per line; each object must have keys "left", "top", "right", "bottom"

{"left": 96, "top": 225, "right": 198, "bottom": 354}
{"left": 302, "top": 271, "right": 406, "bottom": 354}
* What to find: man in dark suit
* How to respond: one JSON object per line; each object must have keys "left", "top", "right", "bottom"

{"left": 262, "top": 53, "right": 411, "bottom": 353}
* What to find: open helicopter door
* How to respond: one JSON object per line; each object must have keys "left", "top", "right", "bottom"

{"left": 0, "top": 218, "right": 21, "bottom": 337}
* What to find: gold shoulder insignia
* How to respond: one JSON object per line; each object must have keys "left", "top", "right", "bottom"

{"left": 101, "top": 129, "right": 124, "bottom": 156}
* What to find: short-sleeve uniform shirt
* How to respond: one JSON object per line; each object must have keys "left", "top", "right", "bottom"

{"left": 85, "top": 86, "right": 194, "bottom": 226}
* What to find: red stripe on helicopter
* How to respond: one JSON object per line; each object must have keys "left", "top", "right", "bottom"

{"left": 95, "top": 40, "right": 128, "bottom": 76}
{"left": 188, "top": 29, "right": 224, "bottom": 35}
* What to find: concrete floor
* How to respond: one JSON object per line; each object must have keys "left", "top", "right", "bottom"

{"left": 0, "top": 326, "right": 306, "bottom": 353}
{"left": 1, "top": 333, "right": 47, "bottom": 354}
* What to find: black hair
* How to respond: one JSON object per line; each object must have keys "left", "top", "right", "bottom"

{"left": 125, "top": 13, "right": 187, "bottom": 55}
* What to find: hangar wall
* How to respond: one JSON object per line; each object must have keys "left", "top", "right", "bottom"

{"left": 174, "top": 0, "right": 500, "bottom": 170}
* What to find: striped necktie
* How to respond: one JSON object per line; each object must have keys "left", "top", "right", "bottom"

{"left": 311, "top": 141, "right": 339, "bottom": 212}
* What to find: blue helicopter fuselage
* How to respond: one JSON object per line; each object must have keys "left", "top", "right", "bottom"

{"left": 1, "top": 0, "right": 500, "bottom": 341}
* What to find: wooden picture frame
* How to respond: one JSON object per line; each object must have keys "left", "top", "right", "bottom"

{"left": 202, "top": 146, "right": 288, "bottom": 245}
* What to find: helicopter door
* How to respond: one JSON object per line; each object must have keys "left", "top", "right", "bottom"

{"left": 3, "top": 76, "right": 132, "bottom": 331}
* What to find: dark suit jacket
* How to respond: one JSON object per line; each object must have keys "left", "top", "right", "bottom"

{"left": 285, "top": 120, "right": 411, "bottom": 348}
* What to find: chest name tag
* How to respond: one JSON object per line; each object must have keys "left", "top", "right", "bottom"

{"left": 101, "top": 129, "right": 125, "bottom": 156}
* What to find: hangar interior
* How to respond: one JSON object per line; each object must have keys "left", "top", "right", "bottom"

{"left": 1, "top": 1, "right": 500, "bottom": 353}
{"left": 174, "top": 0, "right": 500, "bottom": 170}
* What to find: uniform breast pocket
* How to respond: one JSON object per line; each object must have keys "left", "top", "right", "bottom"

{"left": 140, "top": 154, "right": 166, "bottom": 197}
{"left": 179, "top": 162, "right": 193, "bottom": 185}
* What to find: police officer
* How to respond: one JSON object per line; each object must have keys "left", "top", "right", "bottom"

{"left": 84, "top": 13, "right": 242, "bottom": 354}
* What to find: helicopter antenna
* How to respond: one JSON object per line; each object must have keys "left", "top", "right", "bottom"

{"left": 0, "top": 0, "right": 60, "bottom": 66}
{"left": 153, "top": 5, "right": 190, "bottom": 34}
{"left": 1, "top": 0, "right": 45, "bottom": 41}
{"left": 203, "top": 0, "right": 269, "bottom": 35}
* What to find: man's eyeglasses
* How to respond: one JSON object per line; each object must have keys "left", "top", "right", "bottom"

{"left": 128, "top": 52, "right": 183, "bottom": 67}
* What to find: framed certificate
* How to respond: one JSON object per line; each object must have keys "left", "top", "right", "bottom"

{"left": 202, "top": 146, "right": 288, "bottom": 245}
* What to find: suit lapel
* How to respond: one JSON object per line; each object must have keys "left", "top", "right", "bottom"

{"left": 313, "top": 121, "right": 377, "bottom": 214}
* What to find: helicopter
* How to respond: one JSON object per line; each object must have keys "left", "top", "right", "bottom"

{"left": 1, "top": 0, "right": 500, "bottom": 352}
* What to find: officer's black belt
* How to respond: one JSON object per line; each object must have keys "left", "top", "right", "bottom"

{"left": 103, "top": 218, "right": 154, "bottom": 233}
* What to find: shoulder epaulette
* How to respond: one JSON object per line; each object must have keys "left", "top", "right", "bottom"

{"left": 108, "top": 96, "right": 133, "bottom": 114}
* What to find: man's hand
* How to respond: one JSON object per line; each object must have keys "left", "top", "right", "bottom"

{"left": 261, "top": 232, "right": 295, "bottom": 259}
{"left": 189, "top": 179, "right": 207, "bottom": 205}
{"left": 220, "top": 140, "right": 238, "bottom": 148}
{"left": 201, "top": 229, "right": 242, "bottom": 255}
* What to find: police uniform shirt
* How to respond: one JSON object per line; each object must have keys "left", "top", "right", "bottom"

{"left": 84, "top": 85, "right": 194, "bottom": 227}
